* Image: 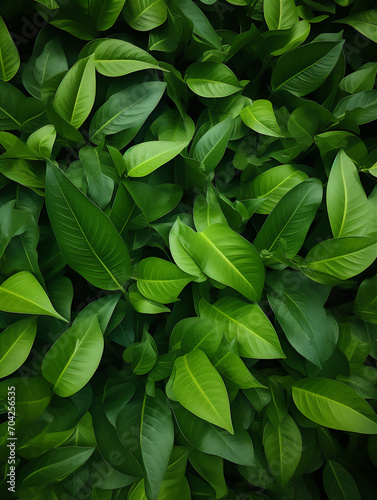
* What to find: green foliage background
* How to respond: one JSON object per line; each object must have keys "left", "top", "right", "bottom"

{"left": 0, "top": 0, "right": 377, "bottom": 498}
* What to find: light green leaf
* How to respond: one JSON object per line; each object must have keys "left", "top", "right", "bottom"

{"left": 179, "top": 223, "right": 265, "bottom": 302}
{"left": 42, "top": 308, "right": 104, "bottom": 397}
{"left": 129, "top": 284, "right": 170, "bottom": 314}
{"left": 125, "top": 140, "right": 187, "bottom": 177}
{"left": 340, "top": 62, "right": 377, "bottom": 94}
{"left": 45, "top": 161, "right": 132, "bottom": 291}
{"left": 168, "top": 350, "right": 233, "bottom": 433}
{"left": 192, "top": 117, "right": 233, "bottom": 172}
{"left": 193, "top": 186, "right": 228, "bottom": 231}
{"left": 249, "top": 164, "right": 308, "bottom": 214}
{"left": 327, "top": 150, "right": 369, "bottom": 237}
{"left": 123, "top": 330, "right": 158, "bottom": 374}
{"left": 0, "top": 317, "right": 37, "bottom": 378}
{"left": 0, "top": 15, "right": 20, "bottom": 81}
{"left": 263, "top": 0, "right": 299, "bottom": 31}
{"left": 334, "top": 90, "right": 377, "bottom": 125}
{"left": 26, "top": 125, "right": 56, "bottom": 159}
{"left": 0, "top": 271, "right": 65, "bottom": 320}
{"left": 137, "top": 257, "right": 193, "bottom": 303}
{"left": 304, "top": 237, "right": 377, "bottom": 283}
{"left": 93, "top": 38, "right": 161, "bottom": 76}
{"left": 186, "top": 62, "right": 243, "bottom": 98}
{"left": 199, "top": 296, "right": 285, "bottom": 359}
{"left": 53, "top": 55, "right": 96, "bottom": 128}
{"left": 123, "top": 0, "right": 168, "bottom": 31}
{"left": 292, "top": 378, "right": 377, "bottom": 433}
{"left": 241, "top": 100, "right": 285, "bottom": 137}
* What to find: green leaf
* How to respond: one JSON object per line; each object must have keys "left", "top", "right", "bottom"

{"left": 170, "top": 317, "right": 223, "bottom": 355}
{"left": 92, "top": 38, "right": 161, "bottom": 76}
{"left": 336, "top": 10, "right": 377, "bottom": 43}
{"left": 199, "top": 296, "right": 284, "bottom": 359}
{"left": 173, "top": 0, "right": 222, "bottom": 49}
{"left": 79, "top": 145, "right": 114, "bottom": 209}
{"left": 123, "top": 0, "right": 168, "bottom": 31}
{"left": 327, "top": 150, "right": 369, "bottom": 237}
{"left": 186, "top": 62, "right": 243, "bottom": 98}
{"left": 0, "top": 15, "right": 20, "bottom": 81}
{"left": 89, "top": 0, "right": 126, "bottom": 30}
{"left": 53, "top": 55, "right": 96, "bottom": 128}
{"left": 137, "top": 257, "right": 193, "bottom": 303}
{"left": 172, "top": 403, "right": 254, "bottom": 466}
{"left": 123, "top": 330, "right": 158, "bottom": 374}
{"left": 0, "top": 271, "right": 65, "bottom": 320}
{"left": 263, "top": 0, "right": 299, "bottom": 31}
{"left": 340, "top": 62, "right": 377, "bottom": 94}
{"left": 254, "top": 179, "right": 323, "bottom": 260}
{"left": 26, "top": 125, "right": 56, "bottom": 159}
{"left": 168, "top": 350, "right": 233, "bottom": 433}
{"left": 323, "top": 460, "right": 361, "bottom": 500}
{"left": 267, "top": 271, "right": 338, "bottom": 367}
{"left": 354, "top": 274, "right": 377, "bottom": 324}
{"left": 19, "top": 446, "right": 95, "bottom": 486}
{"left": 192, "top": 117, "right": 233, "bottom": 172}
{"left": 89, "top": 81, "right": 166, "bottom": 144}
{"left": 271, "top": 41, "right": 344, "bottom": 96}
{"left": 263, "top": 414, "right": 302, "bottom": 486}
{"left": 241, "top": 100, "right": 285, "bottom": 137}
{"left": 0, "top": 200, "right": 31, "bottom": 260}
{"left": 189, "top": 449, "right": 228, "bottom": 499}
{"left": 304, "top": 237, "right": 377, "bottom": 283}
{"left": 334, "top": 91, "right": 377, "bottom": 125}
{"left": 178, "top": 223, "right": 265, "bottom": 302}
{"left": 292, "top": 378, "right": 377, "bottom": 433}
{"left": 125, "top": 140, "right": 187, "bottom": 177}
{"left": 249, "top": 164, "right": 308, "bottom": 214}
{"left": 45, "top": 161, "right": 132, "bottom": 291}
{"left": 0, "top": 317, "right": 37, "bottom": 378}
{"left": 42, "top": 308, "right": 104, "bottom": 397}
{"left": 193, "top": 187, "right": 228, "bottom": 231}
{"left": 141, "top": 390, "right": 174, "bottom": 500}
{"left": 129, "top": 284, "right": 170, "bottom": 314}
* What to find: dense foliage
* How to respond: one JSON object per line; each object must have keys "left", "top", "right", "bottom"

{"left": 0, "top": 0, "right": 377, "bottom": 498}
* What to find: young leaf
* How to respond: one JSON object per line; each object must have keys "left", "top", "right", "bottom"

{"left": 327, "top": 150, "right": 369, "bottom": 237}
{"left": 241, "top": 100, "right": 285, "bottom": 137}
{"left": 0, "top": 271, "right": 65, "bottom": 320}
{"left": 137, "top": 257, "right": 193, "bottom": 303}
{"left": 123, "top": 0, "right": 168, "bottom": 31}
{"left": 186, "top": 62, "right": 243, "bottom": 98}
{"left": 168, "top": 350, "right": 234, "bottom": 433}
{"left": 53, "top": 55, "right": 96, "bottom": 128}
{"left": 264, "top": 0, "right": 299, "bottom": 31}
{"left": 125, "top": 140, "right": 187, "bottom": 177}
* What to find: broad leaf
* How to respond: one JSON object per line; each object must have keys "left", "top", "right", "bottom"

{"left": 0, "top": 271, "right": 65, "bottom": 320}
{"left": 125, "top": 140, "right": 187, "bottom": 177}
{"left": 199, "top": 296, "right": 285, "bottom": 359}
{"left": 323, "top": 460, "right": 361, "bottom": 500}
{"left": 327, "top": 150, "right": 369, "bottom": 237}
{"left": 42, "top": 308, "right": 104, "bottom": 397}
{"left": 241, "top": 100, "right": 285, "bottom": 137}
{"left": 53, "top": 55, "right": 96, "bottom": 128}
{"left": 167, "top": 350, "right": 233, "bottom": 433}
{"left": 0, "top": 15, "right": 20, "bottom": 81}
{"left": 186, "top": 62, "right": 243, "bottom": 98}
{"left": 292, "top": 378, "right": 377, "bottom": 433}
{"left": 0, "top": 317, "right": 37, "bottom": 378}
{"left": 45, "top": 161, "right": 132, "bottom": 291}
